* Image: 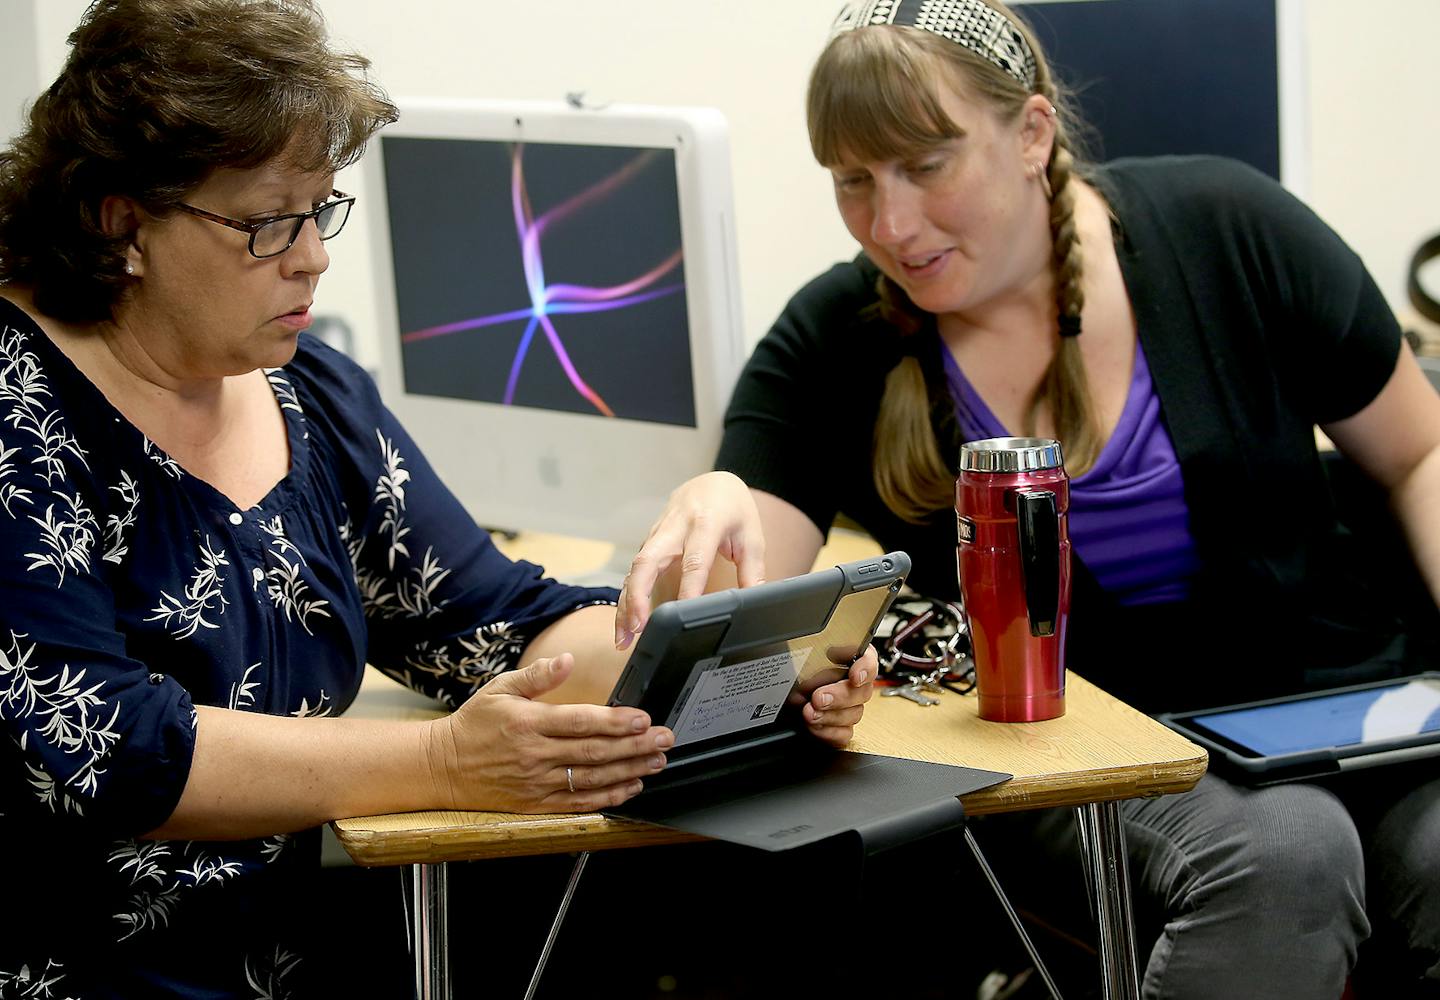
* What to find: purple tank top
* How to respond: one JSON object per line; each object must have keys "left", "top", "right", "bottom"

{"left": 942, "top": 340, "right": 1200, "bottom": 605}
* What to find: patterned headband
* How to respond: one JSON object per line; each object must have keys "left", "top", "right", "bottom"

{"left": 831, "top": 0, "right": 1038, "bottom": 91}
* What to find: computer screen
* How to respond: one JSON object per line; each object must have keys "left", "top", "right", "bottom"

{"left": 1016, "top": 0, "right": 1305, "bottom": 192}
{"left": 364, "top": 100, "right": 744, "bottom": 577}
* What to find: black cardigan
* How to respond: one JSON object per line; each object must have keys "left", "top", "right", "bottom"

{"left": 717, "top": 156, "right": 1435, "bottom": 712}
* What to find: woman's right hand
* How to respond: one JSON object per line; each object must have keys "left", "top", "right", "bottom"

{"left": 614, "top": 471, "right": 767, "bottom": 649}
{"left": 428, "top": 653, "right": 674, "bottom": 813}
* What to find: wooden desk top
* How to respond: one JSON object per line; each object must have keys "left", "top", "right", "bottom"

{"left": 333, "top": 669, "right": 1207, "bottom": 867}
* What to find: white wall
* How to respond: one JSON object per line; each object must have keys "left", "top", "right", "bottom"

{"left": 15, "top": 0, "right": 1440, "bottom": 358}
{"left": 0, "top": 0, "right": 40, "bottom": 147}
{"left": 1305, "top": 0, "right": 1440, "bottom": 337}
{"left": 26, "top": 0, "right": 855, "bottom": 372}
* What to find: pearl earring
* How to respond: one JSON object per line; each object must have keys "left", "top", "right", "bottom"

{"left": 125, "top": 262, "right": 135, "bottom": 276}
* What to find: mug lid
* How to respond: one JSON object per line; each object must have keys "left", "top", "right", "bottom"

{"left": 959, "top": 436, "right": 1065, "bottom": 473}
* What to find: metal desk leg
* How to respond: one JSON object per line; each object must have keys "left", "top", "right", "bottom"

{"left": 964, "top": 827, "right": 1066, "bottom": 1000}
{"left": 411, "top": 862, "right": 450, "bottom": 1000}
{"left": 1075, "top": 802, "right": 1141, "bottom": 1000}
{"left": 523, "top": 851, "right": 591, "bottom": 1000}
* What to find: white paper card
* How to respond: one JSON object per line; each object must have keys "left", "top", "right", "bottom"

{"left": 669, "top": 647, "right": 812, "bottom": 748}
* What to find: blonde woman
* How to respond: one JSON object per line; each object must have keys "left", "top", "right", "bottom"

{"left": 620, "top": 2, "right": 1440, "bottom": 996}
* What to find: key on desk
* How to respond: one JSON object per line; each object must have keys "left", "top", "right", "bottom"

{"left": 883, "top": 683, "right": 940, "bottom": 706}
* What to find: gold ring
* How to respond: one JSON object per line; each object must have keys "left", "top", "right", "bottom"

{"left": 566, "top": 766, "right": 576, "bottom": 794}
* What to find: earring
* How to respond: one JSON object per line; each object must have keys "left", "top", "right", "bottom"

{"left": 1032, "top": 161, "right": 1053, "bottom": 201}
{"left": 125, "top": 262, "right": 135, "bottom": 276}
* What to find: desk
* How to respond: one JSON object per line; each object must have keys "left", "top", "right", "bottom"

{"left": 337, "top": 663, "right": 1205, "bottom": 999}
{"left": 335, "top": 528, "right": 1206, "bottom": 998}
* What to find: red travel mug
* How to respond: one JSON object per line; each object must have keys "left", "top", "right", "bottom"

{"left": 955, "top": 437, "right": 1071, "bottom": 722}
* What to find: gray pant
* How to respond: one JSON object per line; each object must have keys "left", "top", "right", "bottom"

{"left": 986, "top": 769, "right": 1440, "bottom": 998}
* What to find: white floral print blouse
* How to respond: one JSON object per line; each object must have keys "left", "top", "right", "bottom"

{"left": 0, "top": 300, "right": 615, "bottom": 998}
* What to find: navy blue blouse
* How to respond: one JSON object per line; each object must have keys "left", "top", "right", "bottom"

{"left": 0, "top": 298, "right": 615, "bottom": 997}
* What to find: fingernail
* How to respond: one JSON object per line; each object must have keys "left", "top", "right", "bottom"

{"left": 649, "top": 755, "right": 664, "bottom": 770}
{"left": 854, "top": 669, "right": 869, "bottom": 685}
{"left": 820, "top": 692, "right": 834, "bottom": 708}
{"left": 631, "top": 716, "right": 647, "bottom": 732}
{"left": 629, "top": 779, "right": 644, "bottom": 794}
{"left": 655, "top": 732, "right": 674, "bottom": 749}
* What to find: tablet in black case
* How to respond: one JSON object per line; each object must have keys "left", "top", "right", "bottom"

{"left": 608, "top": 552, "right": 910, "bottom": 776}
{"left": 1159, "top": 672, "right": 1440, "bottom": 785}
{"left": 604, "top": 552, "right": 1012, "bottom": 852}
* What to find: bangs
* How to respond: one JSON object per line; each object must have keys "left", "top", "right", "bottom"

{"left": 808, "top": 28, "right": 964, "bottom": 166}
{"left": 269, "top": 54, "right": 395, "bottom": 174}
{"left": 227, "top": 54, "right": 396, "bottom": 176}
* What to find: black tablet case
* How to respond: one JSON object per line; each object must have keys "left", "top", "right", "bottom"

{"left": 608, "top": 745, "right": 1009, "bottom": 853}
{"left": 604, "top": 554, "right": 1011, "bottom": 853}
{"left": 1159, "top": 672, "right": 1440, "bottom": 785}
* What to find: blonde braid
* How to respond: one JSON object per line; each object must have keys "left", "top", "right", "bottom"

{"left": 1028, "top": 135, "right": 1103, "bottom": 475}
{"left": 1048, "top": 142, "right": 1084, "bottom": 332}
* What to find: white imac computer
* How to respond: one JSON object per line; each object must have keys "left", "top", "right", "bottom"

{"left": 363, "top": 99, "right": 745, "bottom": 581}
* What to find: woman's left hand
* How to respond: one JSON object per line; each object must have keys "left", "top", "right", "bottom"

{"left": 615, "top": 471, "right": 765, "bottom": 649}
{"left": 797, "top": 646, "right": 879, "bottom": 748}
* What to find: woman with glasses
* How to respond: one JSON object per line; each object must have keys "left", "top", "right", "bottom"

{"left": 0, "top": 1, "right": 878, "bottom": 994}
{"left": 619, "top": 1, "right": 1440, "bottom": 996}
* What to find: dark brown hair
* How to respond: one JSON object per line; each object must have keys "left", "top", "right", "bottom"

{"left": 0, "top": 0, "right": 398, "bottom": 322}
{"left": 807, "top": 6, "right": 1100, "bottom": 521}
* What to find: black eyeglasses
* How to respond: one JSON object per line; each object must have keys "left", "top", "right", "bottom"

{"left": 174, "top": 189, "right": 355, "bottom": 259}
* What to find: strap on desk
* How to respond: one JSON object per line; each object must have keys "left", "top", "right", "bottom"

{"left": 852, "top": 794, "right": 967, "bottom": 855}
{"left": 824, "top": 796, "right": 970, "bottom": 900}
